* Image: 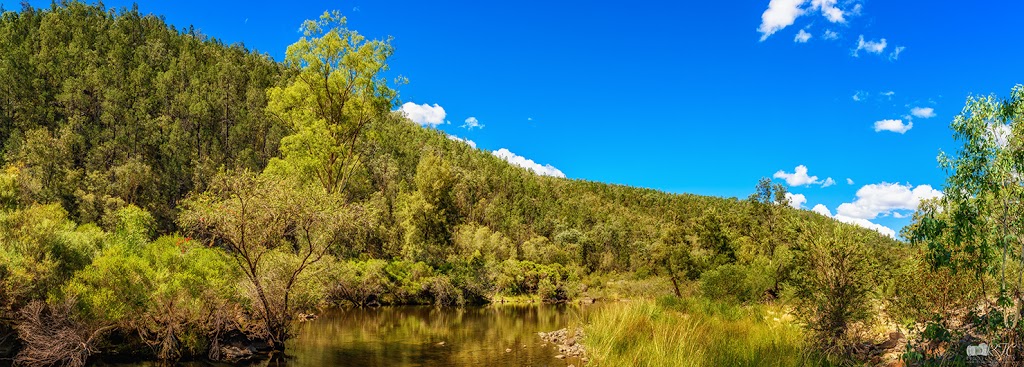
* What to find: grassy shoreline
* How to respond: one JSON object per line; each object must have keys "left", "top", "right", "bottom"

{"left": 582, "top": 296, "right": 832, "bottom": 367}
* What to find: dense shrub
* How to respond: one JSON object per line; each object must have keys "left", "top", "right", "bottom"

{"left": 699, "top": 263, "right": 772, "bottom": 304}
{"left": 791, "top": 225, "right": 884, "bottom": 360}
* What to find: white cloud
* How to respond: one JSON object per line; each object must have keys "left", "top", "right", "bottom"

{"left": 821, "top": 177, "right": 836, "bottom": 188}
{"left": 446, "top": 134, "right": 477, "bottom": 149}
{"left": 892, "top": 212, "right": 908, "bottom": 219}
{"left": 811, "top": 203, "right": 896, "bottom": 238}
{"left": 823, "top": 29, "right": 839, "bottom": 40}
{"left": 492, "top": 148, "right": 566, "bottom": 178}
{"left": 461, "top": 116, "right": 484, "bottom": 130}
{"left": 812, "top": 204, "right": 832, "bottom": 216}
{"left": 910, "top": 107, "right": 936, "bottom": 119}
{"left": 794, "top": 29, "right": 812, "bottom": 43}
{"left": 846, "top": 178, "right": 854, "bottom": 185}
{"left": 527, "top": 117, "right": 533, "bottom": 121}
{"left": 834, "top": 214, "right": 897, "bottom": 238}
{"left": 835, "top": 182, "right": 942, "bottom": 220}
{"left": 990, "top": 123, "right": 1011, "bottom": 147}
{"left": 881, "top": 90, "right": 895, "bottom": 97}
{"left": 758, "top": 0, "right": 807, "bottom": 41}
{"left": 889, "top": 46, "right": 906, "bottom": 61}
{"left": 785, "top": 192, "right": 807, "bottom": 209}
{"left": 773, "top": 165, "right": 820, "bottom": 186}
{"left": 399, "top": 102, "right": 446, "bottom": 126}
{"left": 874, "top": 119, "right": 913, "bottom": 134}
{"left": 811, "top": 0, "right": 845, "bottom": 23}
{"left": 853, "top": 35, "right": 887, "bottom": 56}
{"left": 852, "top": 91, "right": 867, "bottom": 101}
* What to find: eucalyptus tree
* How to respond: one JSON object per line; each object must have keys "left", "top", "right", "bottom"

{"left": 917, "top": 86, "right": 1024, "bottom": 298}
{"left": 265, "top": 11, "right": 400, "bottom": 196}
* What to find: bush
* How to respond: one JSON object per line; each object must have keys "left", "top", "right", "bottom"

{"left": 0, "top": 204, "right": 104, "bottom": 313}
{"left": 332, "top": 259, "right": 391, "bottom": 306}
{"left": 792, "top": 225, "right": 883, "bottom": 359}
{"left": 699, "top": 263, "right": 772, "bottom": 303}
{"left": 62, "top": 231, "right": 242, "bottom": 360}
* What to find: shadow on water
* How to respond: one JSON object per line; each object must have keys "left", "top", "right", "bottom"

{"left": 98, "top": 303, "right": 606, "bottom": 367}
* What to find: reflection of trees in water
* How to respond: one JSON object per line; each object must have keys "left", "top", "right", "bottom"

{"left": 277, "top": 304, "right": 598, "bottom": 367}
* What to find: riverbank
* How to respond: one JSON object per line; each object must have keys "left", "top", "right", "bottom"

{"left": 582, "top": 297, "right": 826, "bottom": 367}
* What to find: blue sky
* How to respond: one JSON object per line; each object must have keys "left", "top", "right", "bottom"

{"left": 5, "top": 0, "right": 1024, "bottom": 237}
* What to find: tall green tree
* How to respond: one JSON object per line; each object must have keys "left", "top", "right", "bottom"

{"left": 265, "top": 11, "right": 399, "bottom": 196}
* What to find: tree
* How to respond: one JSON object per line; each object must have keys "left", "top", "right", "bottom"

{"left": 900, "top": 85, "right": 1024, "bottom": 361}
{"left": 746, "top": 177, "right": 794, "bottom": 297}
{"left": 792, "top": 223, "right": 883, "bottom": 359}
{"left": 265, "top": 11, "right": 399, "bottom": 196}
{"left": 648, "top": 223, "right": 697, "bottom": 297}
{"left": 179, "top": 171, "right": 343, "bottom": 349}
{"left": 928, "top": 85, "right": 1024, "bottom": 297}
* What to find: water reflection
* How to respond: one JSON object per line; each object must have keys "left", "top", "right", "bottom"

{"left": 277, "top": 304, "right": 596, "bottom": 367}
{"left": 102, "top": 304, "right": 601, "bottom": 367}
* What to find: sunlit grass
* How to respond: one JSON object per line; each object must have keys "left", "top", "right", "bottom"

{"left": 584, "top": 297, "right": 832, "bottom": 367}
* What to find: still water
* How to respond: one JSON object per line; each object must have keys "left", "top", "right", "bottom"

{"left": 105, "top": 304, "right": 602, "bottom": 367}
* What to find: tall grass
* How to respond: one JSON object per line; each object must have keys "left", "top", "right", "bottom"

{"left": 584, "top": 297, "right": 832, "bottom": 367}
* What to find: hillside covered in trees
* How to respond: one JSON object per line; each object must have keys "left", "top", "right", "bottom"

{"left": 10, "top": 2, "right": 1019, "bottom": 367}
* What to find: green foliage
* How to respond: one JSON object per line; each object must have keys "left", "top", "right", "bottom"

{"left": 63, "top": 234, "right": 241, "bottom": 359}
{"left": 791, "top": 223, "right": 885, "bottom": 359}
{"left": 0, "top": 1, "right": 286, "bottom": 229}
{"left": 264, "top": 10, "right": 397, "bottom": 195}
{"left": 0, "top": 203, "right": 104, "bottom": 312}
{"left": 585, "top": 298, "right": 825, "bottom": 367}
{"left": 699, "top": 263, "right": 772, "bottom": 303}
{"left": 179, "top": 171, "right": 347, "bottom": 347}
{"left": 0, "top": 2, "right": 908, "bottom": 364}
{"left": 898, "top": 85, "right": 1024, "bottom": 364}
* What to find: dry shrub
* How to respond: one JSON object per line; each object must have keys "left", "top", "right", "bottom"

{"left": 14, "top": 300, "right": 109, "bottom": 367}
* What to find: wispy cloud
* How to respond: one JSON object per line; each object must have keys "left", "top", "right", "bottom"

{"left": 910, "top": 107, "right": 936, "bottom": 119}
{"left": 492, "top": 148, "right": 565, "bottom": 178}
{"left": 889, "top": 46, "right": 906, "bottom": 61}
{"left": 810, "top": 203, "right": 897, "bottom": 238}
{"left": 461, "top": 116, "right": 484, "bottom": 130}
{"left": 853, "top": 35, "right": 887, "bottom": 56}
{"left": 773, "top": 165, "right": 834, "bottom": 187}
{"left": 873, "top": 119, "right": 912, "bottom": 134}
{"left": 794, "top": 29, "right": 812, "bottom": 43}
{"left": 446, "top": 134, "right": 477, "bottom": 149}
{"left": 758, "top": 0, "right": 806, "bottom": 41}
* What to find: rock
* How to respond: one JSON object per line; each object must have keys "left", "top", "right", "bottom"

{"left": 436, "top": 341, "right": 446, "bottom": 346}
{"left": 220, "top": 345, "right": 254, "bottom": 362}
{"left": 506, "top": 348, "right": 512, "bottom": 353}
{"left": 555, "top": 354, "right": 565, "bottom": 359}
{"left": 539, "top": 327, "right": 587, "bottom": 359}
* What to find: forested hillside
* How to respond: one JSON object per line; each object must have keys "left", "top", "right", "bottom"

{"left": 0, "top": 2, "right": 912, "bottom": 366}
